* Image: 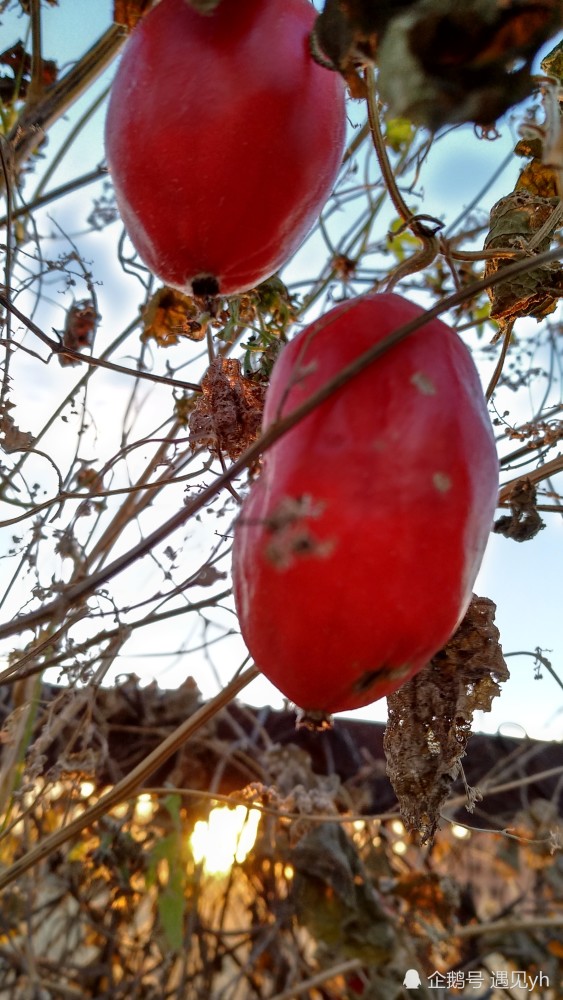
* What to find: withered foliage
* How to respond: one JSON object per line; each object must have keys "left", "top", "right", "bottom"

{"left": 484, "top": 190, "right": 563, "bottom": 328}
{"left": 1, "top": 682, "right": 562, "bottom": 998}
{"left": 310, "top": 0, "right": 409, "bottom": 97}
{"left": 312, "top": 0, "right": 561, "bottom": 126}
{"left": 58, "top": 298, "right": 99, "bottom": 366}
{"left": 0, "top": 41, "right": 57, "bottom": 104}
{"left": 141, "top": 286, "right": 210, "bottom": 346}
{"left": 515, "top": 136, "right": 560, "bottom": 200}
{"left": 378, "top": 0, "right": 561, "bottom": 127}
{"left": 494, "top": 477, "right": 546, "bottom": 541}
{"left": 113, "top": 0, "right": 153, "bottom": 29}
{"left": 0, "top": 400, "right": 33, "bottom": 453}
{"left": 189, "top": 356, "right": 266, "bottom": 460}
{"left": 481, "top": 67, "right": 563, "bottom": 338}
{"left": 291, "top": 823, "right": 397, "bottom": 964}
{"left": 1, "top": 675, "right": 204, "bottom": 787}
{"left": 384, "top": 596, "right": 509, "bottom": 842}
{"left": 512, "top": 798, "right": 563, "bottom": 870}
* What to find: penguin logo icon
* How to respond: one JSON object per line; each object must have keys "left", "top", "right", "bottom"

{"left": 403, "top": 969, "right": 422, "bottom": 989}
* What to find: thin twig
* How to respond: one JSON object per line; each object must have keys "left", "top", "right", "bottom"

{"left": 0, "top": 291, "right": 202, "bottom": 391}
{"left": 0, "top": 137, "right": 14, "bottom": 406}
{"left": 486, "top": 321, "right": 514, "bottom": 400}
{"left": 499, "top": 454, "right": 563, "bottom": 503}
{"left": 0, "top": 166, "right": 107, "bottom": 227}
{"left": 450, "top": 915, "right": 563, "bottom": 941}
{"left": 268, "top": 959, "right": 363, "bottom": 1000}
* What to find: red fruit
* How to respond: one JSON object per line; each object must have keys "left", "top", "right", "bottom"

{"left": 104, "top": 0, "right": 346, "bottom": 297}
{"left": 232, "top": 293, "right": 499, "bottom": 717}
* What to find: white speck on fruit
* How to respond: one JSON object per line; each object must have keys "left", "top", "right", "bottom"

{"left": 433, "top": 471, "right": 452, "bottom": 492}
{"left": 411, "top": 371, "right": 436, "bottom": 395}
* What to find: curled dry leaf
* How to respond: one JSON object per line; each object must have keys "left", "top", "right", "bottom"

{"left": 484, "top": 190, "right": 563, "bottom": 329}
{"left": 515, "top": 137, "right": 559, "bottom": 200}
{"left": 310, "top": 0, "right": 400, "bottom": 98}
{"left": 142, "top": 286, "right": 209, "bottom": 346}
{"left": 113, "top": 0, "right": 154, "bottom": 29}
{"left": 59, "top": 299, "right": 99, "bottom": 366}
{"left": 0, "top": 42, "right": 57, "bottom": 104}
{"left": 384, "top": 595, "right": 509, "bottom": 842}
{"left": 75, "top": 465, "right": 105, "bottom": 494}
{"left": 376, "top": 0, "right": 561, "bottom": 128}
{"left": 0, "top": 402, "right": 34, "bottom": 453}
{"left": 494, "top": 477, "right": 545, "bottom": 542}
{"left": 312, "top": 0, "right": 560, "bottom": 120}
{"left": 188, "top": 357, "right": 266, "bottom": 460}
{"left": 291, "top": 823, "right": 396, "bottom": 964}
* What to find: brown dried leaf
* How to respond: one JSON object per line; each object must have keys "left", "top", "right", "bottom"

{"left": 0, "top": 404, "right": 33, "bottom": 453}
{"left": 188, "top": 357, "right": 265, "bottom": 460}
{"left": 515, "top": 152, "right": 559, "bottom": 200}
{"left": 75, "top": 465, "right": 105, "bottom": 494}
{"left": 0, "top": 42, "right": 57, "bottom": 104}
{"left": 384, "top": 596, "right": 509, "bottom": 842}
{"left": 494, "top": 477, "right": 545, "bottom": 542}
{"left": 310, "top": 0, "right": 384, "bottom": 98}
{"left": 377, "top": 0, "right": 561, "bottom": 128}
{"left": 113, "top": 0, "right": 153, "bottom": 29}
{"left": 142, "top": 287, "right": 208, "bottom": 346}
{"left": 541, "top": 37, "right": 563, "bottom": 80}
{"left": 291, "top": 823, "right": 396, "bottom": 964}
{"left": 59, "top": 299, "right": 99, "bottom": 367}
{"left": 484, "top": 190, "right": 563, "bottom": 325}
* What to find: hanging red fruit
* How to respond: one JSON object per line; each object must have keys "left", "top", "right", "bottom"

{"left": 232, "top": 293, "right": 499, "bottom": 720}
{"left": 105, "top": 0, "right": 347, "bottom": 297}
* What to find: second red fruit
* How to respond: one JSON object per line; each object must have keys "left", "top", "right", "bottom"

{"left": 105, "top": 0, "right": 346, "bottom": 297}
{"left": 232, "top": 294, "right": 499, "bottom": 717}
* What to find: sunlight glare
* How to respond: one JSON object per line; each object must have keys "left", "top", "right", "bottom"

{"left": 190, "top": 805, "right": 261, "bottom": 875}
{"left": 451, "top": 824, "right": 471, "bottom": 839}
{"left": 135, "top": 793, "right": 155, "bottom": 821}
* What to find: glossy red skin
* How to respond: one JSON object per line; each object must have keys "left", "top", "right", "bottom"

{"left": 104, "top": 0, "right": 346, "bottom": 297}
{"left": 232, "top": 293, "right": 499, "bottom": 715}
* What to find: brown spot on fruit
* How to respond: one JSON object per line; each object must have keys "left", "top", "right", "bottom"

{"left": 262, "top": 495, "right": 334, "bottom": 569}
{"left": 354, "top": 669, "right": 382, "bottom": 693}
{"left": 265, "top": 528, "right": 335, "bottom": 570}
{"left": 354, "top": 662, "right": 412, "bottom": 694}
